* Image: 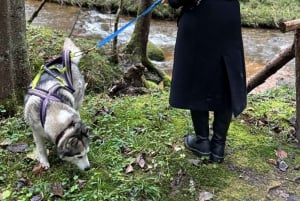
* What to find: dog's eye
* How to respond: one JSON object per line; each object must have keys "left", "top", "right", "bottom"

{"left": 77, "top": 156, "right": 83, "bottom": 159}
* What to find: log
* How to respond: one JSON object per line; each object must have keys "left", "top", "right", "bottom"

{"left": 295, "top": 28, "right": 300, "bottom": 142}
{"left": 279, "top": 19, "right": 300, "bottom": 33}
{"left": 247, "top": 43, "right": 295, "bottom": 93}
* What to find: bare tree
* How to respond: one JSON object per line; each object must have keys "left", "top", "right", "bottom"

{"left": 0, "top": 0, "right": 31, "bottom": 116}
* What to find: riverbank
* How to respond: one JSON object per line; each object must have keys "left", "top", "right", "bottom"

{"left": 44, "top": 0, "right": 300, "bottom": 28}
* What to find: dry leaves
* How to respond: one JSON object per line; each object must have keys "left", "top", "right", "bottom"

{"left": 125, "top": 153, "right": 152, "bottom": 174}
{"left": 49, "top": 182, "right": 64, "bottom": 198}
{"left": 30, "top": 192, "right": 44, "bottom": 201}
{"left": 198, "top": 191, "right": 213, "bottom": 201}
{"left": 267, "top": 149, "right": 289, "bottom": 172}
{"left": 32, "top": 163, "right": 46, "bottom": 176}
{"left": 0, "top": 138, "right": 10, "bottom": 148}
{"left": 6, "top": 143, "right": 28, "bottom": 153}
{"left": 274, "top": 149, "right": 288, "bottom": 159}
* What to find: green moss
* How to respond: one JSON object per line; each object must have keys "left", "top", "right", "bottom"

{"left": 2, "top": 85, "right": 300, "bottom": 200}
{"left": 26, "top": 25, "right": 122, "bottom": 93}
{"left": 147, "top": 41, "right": 165, "bottom": 62}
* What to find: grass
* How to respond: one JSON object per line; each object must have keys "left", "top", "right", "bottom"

{"left": 1, "top": 85, "right": 300, "bottom": 200}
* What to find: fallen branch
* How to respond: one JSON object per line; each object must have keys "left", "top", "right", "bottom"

{"left": 247, "top": 43, "right": 295, "bottom": 93}
{"left": 27, "top": 0, "right": 47, "bottom": 24}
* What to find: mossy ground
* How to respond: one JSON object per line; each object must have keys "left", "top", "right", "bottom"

{"left": 1, "top": 84, "right": 300, "bottom": 200}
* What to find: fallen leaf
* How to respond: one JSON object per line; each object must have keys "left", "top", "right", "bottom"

{"left": 134, "top": 126, "right": 146, "bottom": 134}
{"left": 49, "top": 182, "right": 64, "bottom": 198}
{"left": 267, "top": 159, "right": 278, "bottom": 166}
{"left": 256, "top": 120, "right": 266, "bottom": 126}
{"left": 32, "top": 163, "right": 45, "bottom": 176}
{"left": 275, "top": 149, "right": 288, "bottom": 159}
{"left": 97, "top": 106, "right": 113, "bottom": 116}
{"left": 7, "top": 143, "right": 28, "bottom": 153}
{"left": 77, "top": 179, "right": 87, "bottom": 190}
{"left": 0, "top": 138, "right": 10, "bottom": 148}
{"left": 198, "top": 191, "right": 213, "bottom": 201}
{"left": 172, "top": 144, "right": 182, "bottom": 152}
{"left": 187, "top": 159, "right": 201, "bottom": 167}
{"left": 16, "top": 178, "right": 32, "bottom": 190}
{"left": 125, "top": 164, "right": 134, "bottom": 174}
{"left": 158, "top": 81, "right": 164, "bottom": 89}
{"left": 120, "top": 146, "right": 131, "bottom": 155}
{"left": 148, "top": 151, "right": 158, "bottom": 158}
{"left": 145, "top": 164, "right": 153, "bottom": 172}
{"left": 136, "top": 154, "right": 146, "bottom": 168}
{"left": 30, "top": 192, "right": 44, "bottom": 201}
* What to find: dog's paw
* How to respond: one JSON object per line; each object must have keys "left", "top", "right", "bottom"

{"left": 41, "top": 162, "right": 50, "bottom": 170}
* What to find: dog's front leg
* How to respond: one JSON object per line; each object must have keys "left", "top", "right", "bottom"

{"left": 33, "top": 131, "right": 50, "bottom": 169}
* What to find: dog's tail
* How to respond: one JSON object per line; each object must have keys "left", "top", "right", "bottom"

{"left": 63, "top": 38, "right": 82, "bottom": 65}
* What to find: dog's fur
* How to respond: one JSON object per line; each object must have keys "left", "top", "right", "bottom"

{"left": 24, "top": 38, "right": 90, "bottom": 171}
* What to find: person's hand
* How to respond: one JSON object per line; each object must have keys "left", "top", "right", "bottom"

{"left": 161, "top": 0, "right": 168, "bottom": 4}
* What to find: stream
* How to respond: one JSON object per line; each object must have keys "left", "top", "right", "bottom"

{"left": 25, "top": 0, "right": 296, "bottom": 93}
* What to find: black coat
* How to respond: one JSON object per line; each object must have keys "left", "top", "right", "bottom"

{"left": 168, "top": 0, "right": 247, "bottom": 116}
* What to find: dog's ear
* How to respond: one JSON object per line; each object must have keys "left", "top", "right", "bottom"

{"left": 81, "top": 124, "right": 89, "bottom": 136}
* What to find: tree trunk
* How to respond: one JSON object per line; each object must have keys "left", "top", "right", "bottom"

{"left": 111, "top": 0, "right": 124, "bottom": 64}
{"left": 124, "top": 0, "right": 165, "bottom": 83}
{"left": 295, "top": 29, "right": 300, "bottom": 143}
{"left": 126, "top": 0, "right": 151, "bottom": 62}
{"left": 0, "top": 0, "right": 30, "bottom": 116}
{"left": 246, "top": 44, "right": 295, "bottom": 93}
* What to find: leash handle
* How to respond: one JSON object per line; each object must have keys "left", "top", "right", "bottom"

{"left": 97, "top": 0, "right": 162, "bottom": 48}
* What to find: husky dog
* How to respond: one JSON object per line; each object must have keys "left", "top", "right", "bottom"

{"left": 24, "top": 38, "right": 90, "bottom": 171}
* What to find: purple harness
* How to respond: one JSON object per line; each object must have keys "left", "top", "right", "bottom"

{"left": 27, "top": 50, "right": 75, "bottom": 128}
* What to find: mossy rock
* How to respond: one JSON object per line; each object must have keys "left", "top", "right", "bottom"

{"left": 147, "top": 41, "right": 165, "bottom": 62}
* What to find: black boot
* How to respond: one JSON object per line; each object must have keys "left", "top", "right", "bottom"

{"left": 210, "top": 109, "right": 232, "bottom": 163}
{"left": 184, "top": 110, "right": 210, "bottom": 157}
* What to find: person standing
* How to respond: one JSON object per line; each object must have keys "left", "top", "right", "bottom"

{"left": 162, "top": 0, "right": 247, "bottom": 163}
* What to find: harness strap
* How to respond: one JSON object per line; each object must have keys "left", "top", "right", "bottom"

{"left": 31, "top": 50, "right": 75, "bottom": 93}
{"left": 28, "top": 50, "right": 77, "bottom": 127}
{"left": 62, "top": 50, "right": 74, "bottom": 91}
{"left": 28, "top": 84, "right": 64, "bottom": 128}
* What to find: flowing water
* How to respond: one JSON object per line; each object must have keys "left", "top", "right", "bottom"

{"left": 25, "top": 0, "right": 295, "bottom": 93}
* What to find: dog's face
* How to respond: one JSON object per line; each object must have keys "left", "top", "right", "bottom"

{"left": 57, "top": 121, "right": 90, "bottom": 171}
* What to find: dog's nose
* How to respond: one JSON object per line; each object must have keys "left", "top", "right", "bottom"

{"left": 84, "top": 166, "right": 90, "bottom": 171}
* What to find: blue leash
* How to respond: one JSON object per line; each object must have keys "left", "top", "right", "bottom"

{"left": 97, "top": 0, "right": 162, "bottom": 48}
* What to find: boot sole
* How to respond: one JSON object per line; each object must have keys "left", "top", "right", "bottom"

{"left": 184, "top": 137, "right": 211, "bottom": 157}
{"left": 210, "top": 153, "right": 224, "bottom": 163}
